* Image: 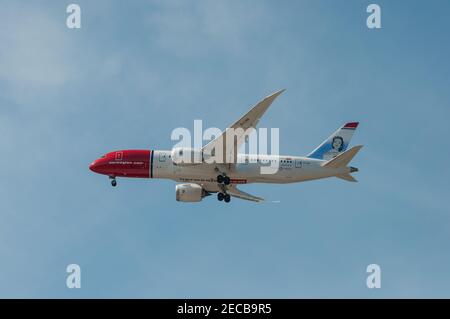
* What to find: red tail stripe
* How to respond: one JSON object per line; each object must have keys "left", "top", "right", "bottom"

{"left": 344, "top": 122, "right": 359, "bottom": 129}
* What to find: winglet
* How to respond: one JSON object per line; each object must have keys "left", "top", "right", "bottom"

{"left": 270, "top": 89, "right": 286, "bottom": 98}
{"left": 258, "top": 89, "right": 285, "bottom": 109}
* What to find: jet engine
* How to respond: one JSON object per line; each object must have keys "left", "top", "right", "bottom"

{"left": 175, "top": 183, "right": 206, "bottom": 202}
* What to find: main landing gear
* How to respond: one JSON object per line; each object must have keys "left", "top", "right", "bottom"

{"left": 216, "top": 172, "right": 231, "bottom": 202}
{"left": 217, "top": 192, "right": 231, "bottom": 203}
{"left": 217, "top": 174, "right": 230, "bottom": 185}
{"left": 110, "top": 176, "right": 117, "bottom": 187}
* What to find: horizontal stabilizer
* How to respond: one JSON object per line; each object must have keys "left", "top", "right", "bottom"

{"left": 336, "top": 173, "right": 358, "bottom": 182}
{"left": 323, "top": 145, "right": 363, "bottom": 168}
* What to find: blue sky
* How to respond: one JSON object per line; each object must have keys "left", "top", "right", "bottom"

{"left": 0, "top": 0, "right": 449, "bottom": 298}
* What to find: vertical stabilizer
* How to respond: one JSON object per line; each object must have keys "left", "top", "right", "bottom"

{"left": 307, "top": 122, "right": 359, "bottom": 160}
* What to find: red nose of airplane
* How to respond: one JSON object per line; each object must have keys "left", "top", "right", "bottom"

{"left": 89, "top": 160, "right": 99, "bottom": 173}
{"left": 89, "top": 156, "right": 108, "bottom": 174}
{"left": 89, "top": 150, "right": 151, "bottom": 178}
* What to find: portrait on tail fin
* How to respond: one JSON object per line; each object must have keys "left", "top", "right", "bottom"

{"left": 307, "top": 122, "right": 359, "bottom": 161}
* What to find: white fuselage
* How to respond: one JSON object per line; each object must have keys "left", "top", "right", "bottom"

{"left": 152, "top": 150, "right": 351, "bottom": 185}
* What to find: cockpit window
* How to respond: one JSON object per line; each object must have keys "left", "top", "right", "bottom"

{"left": 101, "top": 154, "right": 106, "bottom": 158}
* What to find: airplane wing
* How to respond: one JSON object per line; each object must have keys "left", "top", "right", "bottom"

{"left": 202, "top": 89, "right": 285, "bottom": 164}
{"left": 200, "top": 182, "right": 265, "bottom": 202}
{"left": 226, "top": 185, "right": 265, "bottom": 202}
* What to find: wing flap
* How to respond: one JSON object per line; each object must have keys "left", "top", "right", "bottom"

{"left": 199, "top": 182, "right": 265, "bottom": 203}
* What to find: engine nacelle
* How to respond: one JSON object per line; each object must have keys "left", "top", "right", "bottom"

{"left": 175, "top": 183, "right": 204, "bottom": 202}
{"left": 171, "top": 147, "right": 203, "bottom": 166}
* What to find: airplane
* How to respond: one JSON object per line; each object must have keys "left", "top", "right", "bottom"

{"left": 89, "top": 90, "right": 363, "bottom": 203}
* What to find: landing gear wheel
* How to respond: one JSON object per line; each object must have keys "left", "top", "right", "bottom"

{"left": 111, "top": 179, "right": 117, "bottom": 187}
{"left": 224, "top": 194, "right": 231, "bottom": 203}
{"left": 223, "top": 176, "right": 231, "bottom": 185}
{"left": 217, "top": 175, "right": 224, "bottom": 184}
{"left": 217, "top": 192, "right": 224, "bottom": 201}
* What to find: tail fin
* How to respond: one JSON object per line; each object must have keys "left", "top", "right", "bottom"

{"left": 323, "top": 145, "right": 363, "bottom": 168}
{"left": 307, "top": 122, "right": 359, "bottom": 160}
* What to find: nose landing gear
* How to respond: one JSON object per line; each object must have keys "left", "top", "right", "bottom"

{"left": 110, "top": 177, "right": 117, "bottom": 187}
